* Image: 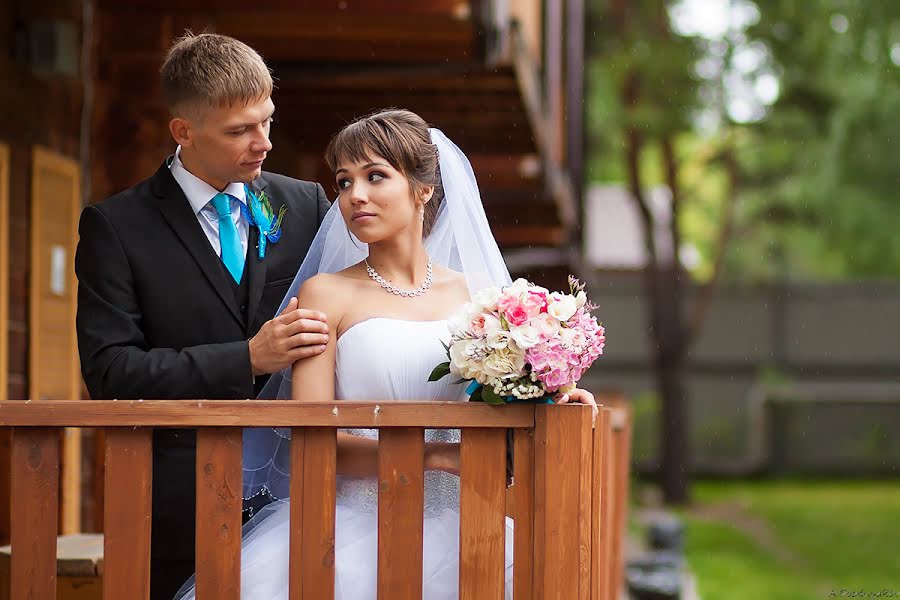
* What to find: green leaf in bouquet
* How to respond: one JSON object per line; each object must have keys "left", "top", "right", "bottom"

{"left": 469, "top": 385, "right": 484, "bottom": 403}
{"left": 481, "top": 385, "right": 506, "bottom": 406}
{"left": 428, "top": 362, "right": 452, "bottom": 382}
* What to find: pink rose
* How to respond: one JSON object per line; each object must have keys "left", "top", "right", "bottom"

{"left": 496, "top": 292, "right": 518, "bottom": 314}
{"left": 505, "top": 305, "right": 529, "bottom": 327}
{"left": 520, "top": 290, "right": 548, "bottom": 318}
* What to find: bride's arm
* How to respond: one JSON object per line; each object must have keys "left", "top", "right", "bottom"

{"left": 290, "top": 275, "right": 382, "bottom": 477}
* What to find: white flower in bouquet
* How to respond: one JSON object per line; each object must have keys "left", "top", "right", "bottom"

{"left": 547, "top": 292, "right": 578, "bottom": 321}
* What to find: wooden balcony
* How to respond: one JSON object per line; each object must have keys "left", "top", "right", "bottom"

{"left": 0, "top": 397, "right": 630, "bottom": 599}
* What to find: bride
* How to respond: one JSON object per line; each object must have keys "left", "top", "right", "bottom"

{"left": 176, "top": 108, "right": 596, "bottom": 599}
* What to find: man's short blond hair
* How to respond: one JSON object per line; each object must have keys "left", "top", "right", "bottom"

{"left": 160, "top": 31, "right": 273, "bottom": 115}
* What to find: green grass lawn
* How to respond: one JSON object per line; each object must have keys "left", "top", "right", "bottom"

{"left": 680, "top": 480, "right": 900, "bottom": 600}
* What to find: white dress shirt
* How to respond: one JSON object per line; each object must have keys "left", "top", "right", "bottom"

{"left": 169, "top": 146, "right": 250, "bottom": 259}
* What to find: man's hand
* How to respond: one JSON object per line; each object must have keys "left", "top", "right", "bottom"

{"left": 248, "top": 297, "right": 329, "bottom": 376}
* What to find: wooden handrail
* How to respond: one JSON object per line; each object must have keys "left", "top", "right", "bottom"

{"left": 2, "top": 398, "right": 631, "bottom": 600}
{"left": 0, "top": 400, "right": 534, "bottom": 428}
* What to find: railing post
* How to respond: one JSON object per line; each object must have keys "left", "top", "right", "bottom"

{"left": 594, "top": 407, "right": 615, "bottom": 600}
{"left": 103, "top": 427, "right": 152, "bottom": 600}
{"left": 459, "top": 427, "right": 508, "bottom": 599}
{"left": 610, "top": 400, "right": 633, "bottom": 600}
{"left": 10, "top": 427, "right": 59, "bottom": 600}
{"left": 291, "top": 427, "right": 336, "bottom": 600}
{"left": 196, "top": 427, "right": 243, "bottom": 599}
{"left": 377, "top": 427, "right": 425, "bottom": 599}
{"left": 512, "top": 426, "right": 535, "bottom": 600}
{"left": 533, "top": 404, "right": 593, "bottom": 600}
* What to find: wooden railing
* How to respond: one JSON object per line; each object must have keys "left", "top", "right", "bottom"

{"left": 0, "top": 396, "right": 631, "bottom": 600}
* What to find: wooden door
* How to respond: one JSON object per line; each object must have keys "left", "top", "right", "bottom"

{"left": 29, "top": 146, "right": 82, "bottom": 534}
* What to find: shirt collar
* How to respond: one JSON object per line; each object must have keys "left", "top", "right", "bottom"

{"left": 170, "top": 146, "right": 247, "bottom": 216}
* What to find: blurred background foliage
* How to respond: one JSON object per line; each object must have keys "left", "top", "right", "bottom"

{"left": 587, "top": 0, "right": 900, "bottom": 282}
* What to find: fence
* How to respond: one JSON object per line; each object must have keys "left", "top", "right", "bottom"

{"left": 0, "top": 396, "right": 631, "bottom": 599}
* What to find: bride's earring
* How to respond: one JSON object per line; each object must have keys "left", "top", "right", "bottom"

{"left": 418, "top": 203, "right": 425, "bottom": 222}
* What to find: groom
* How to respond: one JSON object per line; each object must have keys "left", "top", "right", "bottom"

{"left": 75, "top": 33, "right": 330, "bottom": 599}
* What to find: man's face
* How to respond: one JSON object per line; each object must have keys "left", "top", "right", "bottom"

{"left": 173, "top": 96, "right": 274, "bottom": 189}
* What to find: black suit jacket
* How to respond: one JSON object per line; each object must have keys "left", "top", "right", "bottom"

{"left": 75, "top": 159, "right": 330, "bottom": 559}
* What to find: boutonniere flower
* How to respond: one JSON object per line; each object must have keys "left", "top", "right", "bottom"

{"left": 242, "top": 186, "right": 287, "bottom": 259}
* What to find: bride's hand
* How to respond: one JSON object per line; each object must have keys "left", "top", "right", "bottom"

{"left": 555, "top": 388, "right": 599, "bottom": 420}
{"left": 424, "top": 442, "right": 460, "bottom": 476}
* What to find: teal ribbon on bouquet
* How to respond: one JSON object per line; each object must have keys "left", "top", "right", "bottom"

{"left": 241, "top": 185, "right": 287, "bottom": 259}
{"left": 464, "top": 381, "right": 553, "bottom": 406}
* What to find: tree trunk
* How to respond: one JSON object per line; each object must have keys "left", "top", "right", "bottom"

{"left": 654, "top": 266, "right": 689, "bottom": 504}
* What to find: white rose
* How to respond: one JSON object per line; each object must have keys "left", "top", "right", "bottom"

{"left": 473, "top": 286, "right": 502, "bottom": 309}
{"left": 470, "top": 313, "right": 502, "bottom": 337}
{"left": 485, "top": 330, "right": 512, "bottom": 350}
{"left": 575, "top": 290, "right": 587, "bottom": 309}
{"left": 533, "top": 313, "right": 561, "bottom": 339}
{"left": 506, "top": 278, "right": 531, "bottom": 297}
{"left": 547, "top": 293, "right": 577, "bottom": 321}
{"left": 509, "top": 324, "right": 540, "bottom": 349}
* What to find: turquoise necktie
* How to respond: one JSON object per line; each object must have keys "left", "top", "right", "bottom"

{"left": 210, "top": 193, "right": 244, "bottom": 284}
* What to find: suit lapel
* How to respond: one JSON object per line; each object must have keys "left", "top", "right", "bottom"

{"left": 150, "top": 160, "right": 244, "bottom": 328}
{"left": 245, "top": 176, "right": 268, "bottom": 332}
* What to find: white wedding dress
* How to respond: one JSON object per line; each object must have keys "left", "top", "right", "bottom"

{"left": 176, "top": 317, "right": 514, "bottom": 599}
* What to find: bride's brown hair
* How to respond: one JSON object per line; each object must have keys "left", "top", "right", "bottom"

{"left": 325, "top": 108, "right": 444, "bottom": 236}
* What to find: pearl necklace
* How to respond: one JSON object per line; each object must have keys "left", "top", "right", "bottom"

{"left": 365, "top": 258, "right": 433, "bottom": 297}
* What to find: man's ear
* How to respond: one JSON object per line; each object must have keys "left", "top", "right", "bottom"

{"left": 169, "top": 116, "right": 193, "bottom": 148}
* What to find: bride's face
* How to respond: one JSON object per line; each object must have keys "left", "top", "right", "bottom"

{"left": 335, "top": 153, "right": 422, "bottom": 244}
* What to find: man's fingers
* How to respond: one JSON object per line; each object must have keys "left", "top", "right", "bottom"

{"left": 282, "top": 318, "right": 329, "bottom": 337}
{"left": 279, "top": 297, "right": 299, "bottom": 315}
{"left": 294, "top": 308, "right": 328, "bottom": 322}
{"left": 288, "top": 344, "right": 328, "bottom": 361}
{"left": 276, "top": 308, "right": 328, "bottom": 326}
{"left": 286, "top": 332, "right": 330, "bottom": 348}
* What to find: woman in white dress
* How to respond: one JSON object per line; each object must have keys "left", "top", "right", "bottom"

{"left": 176, "top": 109, "right": 596, "bottom": 599}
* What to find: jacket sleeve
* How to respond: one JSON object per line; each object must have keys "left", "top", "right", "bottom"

{"left": 75, "top": 205, "right": 254, "bottom": 400}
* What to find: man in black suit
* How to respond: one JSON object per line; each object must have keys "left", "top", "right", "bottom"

{"left": 75, "top": 32, "right": 330, "bottom": 599}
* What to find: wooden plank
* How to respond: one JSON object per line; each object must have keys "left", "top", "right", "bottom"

{"left": 377, "top": 428, "right": 424, "bottom": 599}
{"left": 299, "top": 428, "right": 336, "bottom": 599}
{"left": 459, "top": 428, "right": 506, "bottom": 600}
{"left": 598, "top": 407, "right": 616, "bottom": 600}
{"left": 195, "top": 428, "right": 243, "bottom": 600}
{"left": 61, "top": 427, "right": 82, "bottom": 534}
{"left": 0, "top": 401, "right": 535, "bottom": 428}
{"left": 0, "top": 142, "right": 8, "bottom": 403}
{"left": 10, "top": 427, "right": 59, "bottom": 599}
{"left": 101, "top": 0, "right": 471, "bottom": 15}
{"left": 591, "top": 409, "right": 610, "bottom": 600}
{"left": 611, "top": 403, "right": 632, "bottom": 599}
{"left": 288, "top": 428, "right": 305, "bottom": 600}
{"left": 512, "top": 427, "right": 535, "bottom": 600}
{"left": 578, "top": 409, "right": 594, "bottom": 600}
{"left": 103, "top": 427, "right": 152, "bottom": 600}
{"left": 533, "top": 405, "right": 593, "bottom": 599}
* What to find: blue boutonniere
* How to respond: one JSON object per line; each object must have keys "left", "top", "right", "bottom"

{"left": 242, "top": 186, "right": 287, "bottom": 259}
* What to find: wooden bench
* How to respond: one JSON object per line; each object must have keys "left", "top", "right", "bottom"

{"left": 0, "top": 533, "right": 102, "bottom": 600}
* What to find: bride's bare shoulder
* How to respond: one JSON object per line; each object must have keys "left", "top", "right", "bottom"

{"left": 432, "top": 265, "right": 469, "bottom": 298}
{"left": 294, "top": 272, "right": 355, "bottom": 318}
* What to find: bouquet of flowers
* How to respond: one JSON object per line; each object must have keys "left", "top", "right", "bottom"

{"left": 429, "top": 276, "right": 606, "bottom": 404}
